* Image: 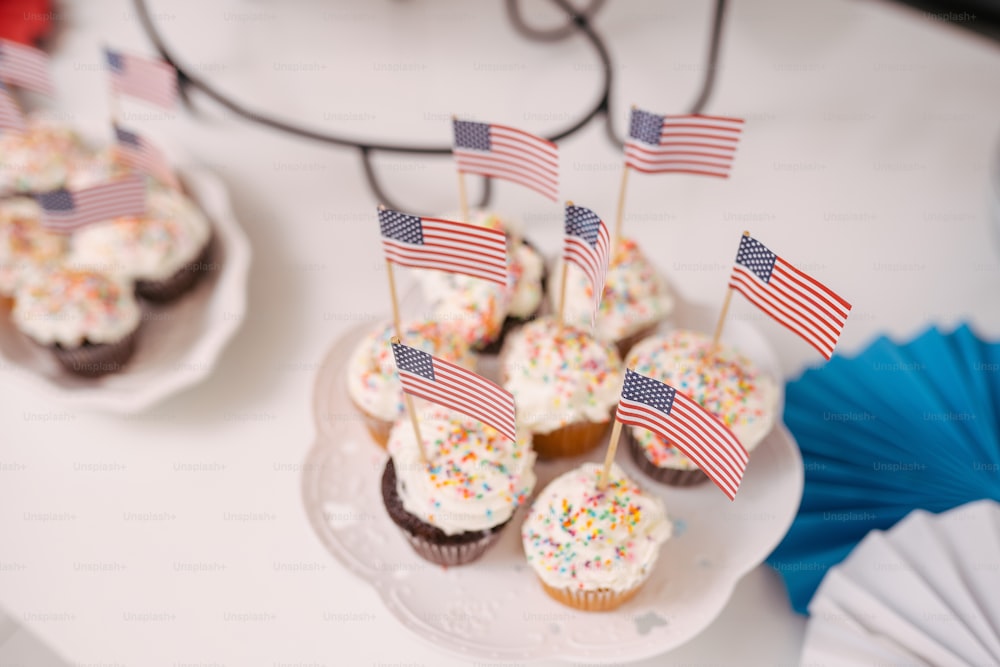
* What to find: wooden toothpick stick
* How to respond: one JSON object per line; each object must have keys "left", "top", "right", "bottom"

{"left": 379, "top": 204, "right": 403, "bottom": 340}
{"left": 711, "top": 230, "right": 749, "bottom": 350}
{"left": 612, "top": 165, "right": 630, "bottom": 252}
{"left": 557, "top": 200, "right": 573, "bottom": 330}
{"left": 598, "top": 419, "right": 624, "bottom": 492}
{"left": 391, "top": 337, "right": 428, "bottom": 464}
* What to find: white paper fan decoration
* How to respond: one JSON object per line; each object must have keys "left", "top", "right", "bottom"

{"left": 801, "top": 500, "right": 1000, "bottom": 667}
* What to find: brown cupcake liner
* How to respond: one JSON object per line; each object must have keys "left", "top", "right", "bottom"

{"left": 381, "top": 459, "right": 508, "bottom": 567}
{"left": 533, "top": 419, "right": 610, "bottom": 460}
{"left": 49, "top": 328, "right": 139, "bottom": 378}
{"left": 539, "top": 579, "right": 643, "bottom": 612}
{"left": 614, "top": 322, "right": 662, "bottom": 360}
{"left": 348, "top": 395, "right": 393, "bottom": 449}
{"left": 475, "top": 236, "right": 548, "bottom": 356}
{"left": 625, "top": 426, "right": 710, "bottom": 487}
{"left": 135, "top": 234, "right": 214, "bottom": 303}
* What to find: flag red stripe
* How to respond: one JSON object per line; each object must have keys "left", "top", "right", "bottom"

{"left": 626, "top": 164, "right": 731, "bottom": 178}
{"left": 435, "top": 360, "right": 515, "bottom": 418}
{"left": 399, "top": 364, "right": 516, "bottom": 441}
{"left": 664, "top": 114, "right": 745, "bottom": 125}
{"left": 628, "top": 140, "right": 737, "bottom": 154}
{"left": 775, "top": 259, "right": 852, "bottom": 315}
{"left": 660, "top": 123, "right": 743, "bottom": 134}
{"left": 729, "top": 270, "right": 838, "bottom": 359}
{"left": 618, "top": 397, "right": 748, "bottom": 473}
{"left": 0, "top": 40, "right": 53, "bottom": 94}
{"left": 406, "top": 377, "right": 515, "bottom": 438}
{"left": 454, "top": 150, "right": 558, "bottom": 185}
{"left": 453, "top": 159, "right": 559, "bottom": 201}
{"left": 771, "top": 267, "right": 849, "bottom": 335}
{"left": 657, "top": 131, "right": 740, "bottom": 143}
{"left": 491, "top": 135, "right": 559, "bottom": 171}
{"left": 489, "top": 123, "right": 558, "bottom": 153}
{"left": 616, "top": 400, "right": 743, "bottom": 499}
{"left": 729, "top": 268, "right": 839, "bottom": 348}
{"left": 383, "top": 245, "right": 507, "bottom": 285}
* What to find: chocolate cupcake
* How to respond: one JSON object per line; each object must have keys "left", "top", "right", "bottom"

{"left": 550, "top": 237, "right": 674, "bottom": 358}
{"left": 624, "top": 330, "right": 779, "bottom": 486}
{"left": 381, "top": 408, "right": 536, "bottom": 566}
{"left": 68, "top": 186, "right": 213, "bottom": 303}
{"left": 12, "top": 268, "right": 142, "bottom": 377}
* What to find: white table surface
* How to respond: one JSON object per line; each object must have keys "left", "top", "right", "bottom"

{"left": 2, "top": 0, "right": 999, "bottom": 665}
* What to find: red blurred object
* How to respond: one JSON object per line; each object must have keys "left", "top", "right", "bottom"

{"left": 0, "top": 0, "right": 53, "bottom": 46}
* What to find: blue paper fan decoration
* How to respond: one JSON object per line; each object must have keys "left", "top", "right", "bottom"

{"left": 767, "top": 323, "right": 1000, "bottom": 614}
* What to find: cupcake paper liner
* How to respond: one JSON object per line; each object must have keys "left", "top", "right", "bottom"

{"left": 625, "top": 427, "right": 710, "bottom": 487}
{"left": 49, "top": 328, "right": 139, "bottom": 378}
{"left": 381, "top": 459, "right": 508, "bottom": 567}
{"left": 539, "top": 579, "right": 643, "bottom": 612}
{"left": 476, "top": 238, "right": 548, "bottom": 356}
{"left": 533, "top": 419, "right": 610, "bottom": 460}
{"left": 349, "top": 395, "right": 393, "bottom": 449}
{"left": 136, "top": 235, "right": 214, "bottom": 303}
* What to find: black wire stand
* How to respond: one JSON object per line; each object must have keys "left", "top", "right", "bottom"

{"left": 133, "top": 0, "right": 729, "bottom": 213}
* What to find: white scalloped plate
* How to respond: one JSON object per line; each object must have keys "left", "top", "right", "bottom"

{"left": 302, "top": 298, "right": 803, "bottom": 662}
{"left": 0, "top": 165, "right": 251, "bottom": 412}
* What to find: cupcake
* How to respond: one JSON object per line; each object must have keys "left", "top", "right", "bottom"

{"left": 551, "top": 237, "right": 674, "bottom": 358}
{"left": 522, "top": 462, "right": 672, "bottom": 611}
{"left": 0, "top": 197, "right": 67, "bottom": 304}
{"left": 346, "top": 319, "right": 474, "bottom": 447}
{"left": 382, "top": 407, "right": 536, "bottom": 566}
{"left": 500, "top": 316, "right": 622, "bottom": 459}
{"left": 12, "top": 267, "right": 142, "bottom": 377}
{"left": 416, "top": 210, "right": 546, "bottom": 353}
{"left": 0, "top": 115, "right": 92, "bottom": 196}
{"left": 624, "top": 330, "right": 779, "bottom": 486}
{"left": 68, "top": 186, "right": 213, "bottom": 302}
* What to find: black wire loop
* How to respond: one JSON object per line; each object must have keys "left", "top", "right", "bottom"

{"left": 133, "top": 0, "right": 726, "bottom": 213}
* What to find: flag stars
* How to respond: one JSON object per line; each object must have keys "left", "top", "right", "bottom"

{"left": 378, "top": 210, "right": 424, "bottom": 245}
{"left": 735, "top": 236, "right": 777, "bottom": 283}
{"left": 452, "top": 119, "right": 492, "bottom": 152}
{"left": 628, "top": 109, "right": 665, "bottom": 146}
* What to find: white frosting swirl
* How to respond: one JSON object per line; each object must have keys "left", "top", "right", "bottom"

{"left": 625, "top": 330, "right": 779, "bottom": 470}
{"left": 551, "top": 237, "right": 674, "bottom": 342}
{"left": 0, "top": 197, "right": 66, "bottom": 296}
{"left": 501, "top": 317, "right": 623, "bottom": 433}
{"left": 13, "top": 268, "right": 141, "bottom": 347}
{"left": 0, "top": 116, "right": 91, "bottom": 195}
{"left": 346, "top": 319, "right": 475, "bottom": 422}
{"left": 415, "top": 209, "right": 544, "bottom": 344}
{"left": 388, "top": 407, "right": 536, "bottom": 535}
{"left": 69, "top": 187, "right": 211, "bottom": 282}
{"left": 521, "top": 463, "right": 671, "bottom": 593}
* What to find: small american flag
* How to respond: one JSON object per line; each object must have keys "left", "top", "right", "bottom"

{"left": 617, "top": 368, "right": 748, "bottom": 500}
{"left": 453, "top": 119, "right": 559, "bottom": 202}
{"left": 563, "top": 203, "right": 610, "bottom": 326}
{"left": 114, "top": 124, "right": 179, "bottom": 189}
{"left": 625, "top": 107, "right": 743, "bottom": 178}
{"left": 0, "top": 82, "right": 25, "bottom": 134}
{"left": 105, "top": 48, "right": 177, "bottom": 109}
{"left": 392, "top": 341, "right": 516, "bottom": 442}
{"left": 378, "top": 207, "right": 507, "bottom": 286}
{"left": 728, "top": 234, "right": 851, "bottom": 360}
{"left": 35, "top": 175, "right": 147, "bottom": 233}
{"left": 0, "top": 39, "right": 54, "bottom": 94}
